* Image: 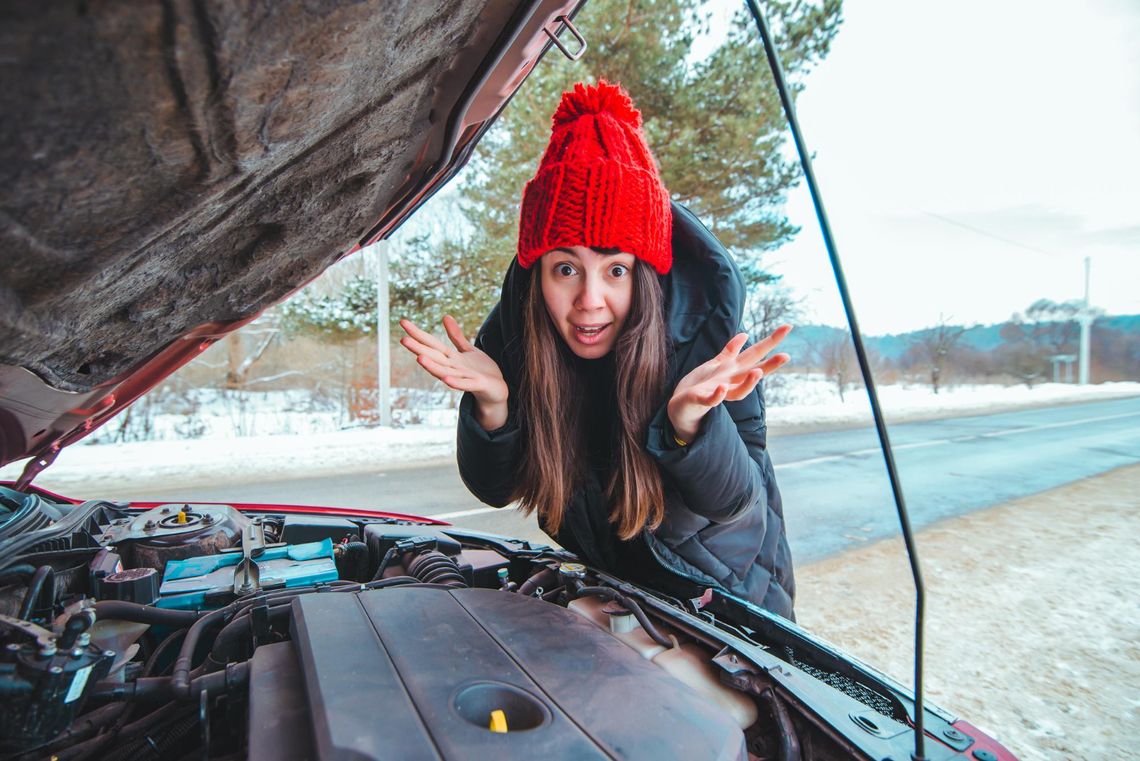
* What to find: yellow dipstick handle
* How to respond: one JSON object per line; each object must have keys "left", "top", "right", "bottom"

{"left": 488, "top": 710, "right": 508, "bottom": 733}
{"left": 176, "top": 510, "right": 188, "bottom": 524}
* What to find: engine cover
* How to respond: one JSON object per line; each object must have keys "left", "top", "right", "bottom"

{"left": 273, "top": 587, "right": 746, "bottom": 760}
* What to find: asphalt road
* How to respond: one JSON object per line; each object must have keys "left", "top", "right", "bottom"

{"left": 114, "top": 396, "right": 1140, "bottom": 563}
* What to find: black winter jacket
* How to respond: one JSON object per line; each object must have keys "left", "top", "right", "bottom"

{"left": 456, "top": 203, "right": 795, "bottom": 620}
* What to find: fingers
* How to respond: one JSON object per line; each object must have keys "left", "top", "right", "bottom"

{"left": 399, "top": 333, "right": 448, "bottom": 364}
{"left": 718, "top": 333, "right": 749, "bottom": 359}
{"left": 416, "top": 354, "right": 477, "bottom": 391}
{"left": 399, "top": 318, "right": 449, "bottom": 355}
{"left": 697, "top": 384, "right": 728, "bottom": 407}
{"left": 738, "top": 324, "right": 792, "bottom": 366}
{"left": 756, "top": 352, "right": 790, "bottom": 376}
{"left": 724, "top": 368, "right": 764, "bottom": 402}
{"left": 442, "top": 315, "right": 476, "bottom": 353}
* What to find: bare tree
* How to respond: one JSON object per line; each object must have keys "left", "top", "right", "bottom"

{"left": 996, "top": 299, "right": 1103, "bottom": 387}
{"left": 743, "top": 282, "right": 803, "bottom": 404}
{"left": 1024, "top": 298, "right": 1083, "bottom": 355}
{"left": 743, "top": 282, "right": 803, "bottom": 344}
{"left": 908, "top": 315, "right": 966, "bottom": 394}
{"left": 996, "top": 321, "right": 1044, "bottom": 388}
{"left": 224, "top": 314, "right": 282, "bottom": 390}
{"left": 812, "top": 333, "right": 856, "bottom": 402}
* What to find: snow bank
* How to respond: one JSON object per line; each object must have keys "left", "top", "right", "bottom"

{"left": 1, "top": 381, "right": 1136, "bottom": 493}
{"left": 768, "top": 377, "right": 1140, "bottom": 430}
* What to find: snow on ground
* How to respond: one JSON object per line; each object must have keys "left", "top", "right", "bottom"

{"left": 1, "top": 381, "right": 1136, "bottom": 494}
{"left": 767, "top": 376, "right": 1140, "bottom": 431}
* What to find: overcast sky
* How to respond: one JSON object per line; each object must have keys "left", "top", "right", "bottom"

{"left": 710, "top": 0, "right": 1140, "bottom": 333}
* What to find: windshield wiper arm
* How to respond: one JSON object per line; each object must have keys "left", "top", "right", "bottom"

{"left": 743, "top": 3, "right": 928, "bottom": 759}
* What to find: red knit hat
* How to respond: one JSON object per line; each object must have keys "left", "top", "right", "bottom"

{"left": 517, "top": 81, "right": 673, "bottom": 275}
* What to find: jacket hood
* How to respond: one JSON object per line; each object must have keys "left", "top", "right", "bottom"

{"left": 483, "top": 201, "right": 747, "bottom": 382}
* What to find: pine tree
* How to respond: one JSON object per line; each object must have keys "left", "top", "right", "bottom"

{"left": 393, "top": 0, "right": 843, "bottom": 333}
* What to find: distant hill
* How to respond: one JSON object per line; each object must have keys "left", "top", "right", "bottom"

{"left": 777, "top": 315, "right": 1139, "bottom": 362}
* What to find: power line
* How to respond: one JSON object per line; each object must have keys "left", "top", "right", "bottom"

{"left": 918, "top": 209, "right": 1061, "bottom": 257}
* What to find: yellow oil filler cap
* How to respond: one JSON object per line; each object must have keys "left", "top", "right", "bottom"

{"left": 488, "top": 710, "right": 508, "bottom": 733}
{"left": 176, "top": 509, "right": 188, "bottom": 524}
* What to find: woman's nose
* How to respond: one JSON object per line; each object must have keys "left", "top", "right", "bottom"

{"left": 576, "top": 275, "right": 605, "bottom": 310}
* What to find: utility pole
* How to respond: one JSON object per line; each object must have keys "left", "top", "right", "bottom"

{"left": 374, "top": 240, "right": 392, "bottom": 425}
{"left": 1078, "top": 256, "right": 1092, "bottom": 386}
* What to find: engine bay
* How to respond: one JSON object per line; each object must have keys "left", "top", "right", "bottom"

{"left": 0, "top": 486, "right": 977, "bottom": 760}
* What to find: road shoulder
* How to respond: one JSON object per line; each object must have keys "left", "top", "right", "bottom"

{"left": 794, "top": 463, "right": 1140, "bottom": 761}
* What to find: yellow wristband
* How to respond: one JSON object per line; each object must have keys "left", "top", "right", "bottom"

{"left": 673, "top": 433, "right": 689, "bottom": 448}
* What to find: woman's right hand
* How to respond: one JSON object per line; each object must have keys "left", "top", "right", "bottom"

{"left": 398, "top": 316, "right": 509, "bottom": 430}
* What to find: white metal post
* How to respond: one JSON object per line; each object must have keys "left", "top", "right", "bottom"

{"left": 375, "top": 240, "right": 392, "bottom": 425}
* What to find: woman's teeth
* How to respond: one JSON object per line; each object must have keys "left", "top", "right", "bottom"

{"left": 574, "top": 324, "right": 607, "bottom": 344}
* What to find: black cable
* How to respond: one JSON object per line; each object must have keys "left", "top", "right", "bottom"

{"left": 0, "top": 704, "right": 130, "bottom": 761}
{"left": 370, "top": 546, "right": 399, "bottom": 581}
{"left": 575, "top": 585, "right": 674, "bottom": 649}
{"left": 17, "top": 565, "right": 53, "bottom": 620}
{"left": 54, "top": 702, "right": 188, "bottom": 761}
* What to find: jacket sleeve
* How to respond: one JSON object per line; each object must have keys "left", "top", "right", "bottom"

{"left": 456, "top": 391, "right": 521, "bottom": 507}
{"left": 645, "top": 385, "right": 770, "bottom": 525}
{"left": 455, "top": 305, "right": 522, "bottom": 508}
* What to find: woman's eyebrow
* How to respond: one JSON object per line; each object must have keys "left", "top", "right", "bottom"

{"left": 552, "top": 247, "right": 581, "bottom": 257}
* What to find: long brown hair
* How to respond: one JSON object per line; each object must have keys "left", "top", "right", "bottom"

{"left": 516, "top": 258, "right": 668, "bottom": 540}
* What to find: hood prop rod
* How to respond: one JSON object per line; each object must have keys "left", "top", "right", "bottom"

{"left": 743, "top": 2, "right": 927, "bottom": 759}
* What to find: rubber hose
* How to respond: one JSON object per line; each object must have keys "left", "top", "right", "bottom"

{"left": 17, "top": 565, "right": 53, "bottom": 620}
{"left": 406, "top": 551, "right": 466, "bottom": 587}
{"left": 206, "top": 602, "right": 293, "bottom": 670}
{"left": 0, "top": 564, "right": 37, "bottom": 583}
{"left": 518, "top": 568, "right": 558, "bottom": 597}
{"left": 761, "top": 689, "right": 802, "bottom": 761}
{"left": 337, "top": 541, "right": 369, "bottom": 581}
{"left": 575, "top": 585, "right": 674, "bottom": 649}
{"left": 93, "top": 601, "right": 202, "bottom": 627}
{"left": 171, "top": 605, "right": 232, "bottom": 697}
{"left": 143, "top": 628, "right": 187, "bottom": 677}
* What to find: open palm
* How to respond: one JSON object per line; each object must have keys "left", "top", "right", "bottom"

{"left": 668, "top": 325, "right": 792, "bottom": 441}
{"left": 398, "top": 316, "right": 508, "bottom": 411}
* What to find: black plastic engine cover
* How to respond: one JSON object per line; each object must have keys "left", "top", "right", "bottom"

{"left": 287, "top": 587, "right": 746, "bottom": 760}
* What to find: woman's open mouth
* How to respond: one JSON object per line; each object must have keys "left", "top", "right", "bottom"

{"left": 572, "top": 323, "right": 610, "bottom": 345}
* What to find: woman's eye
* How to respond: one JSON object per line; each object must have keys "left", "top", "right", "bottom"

{"left": 609, "top": 264, "right": 629, "bottom": 278}
{"left": 556, "top": 263, "right": 576, "bottom": 277}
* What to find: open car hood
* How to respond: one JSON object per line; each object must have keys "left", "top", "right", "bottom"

{"left": 0, "top": 0, "right": 583, "bottom": 472}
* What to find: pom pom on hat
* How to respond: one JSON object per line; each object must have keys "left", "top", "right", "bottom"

{"left": 552, "top": 80, "right": 642, "bottom": 129}
{"left": 518, "top": 80, "right": 672, "bottom": 274}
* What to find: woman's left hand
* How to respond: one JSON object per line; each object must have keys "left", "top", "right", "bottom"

{"left": 667, "top": 325, "right": 792, "bottom": 442}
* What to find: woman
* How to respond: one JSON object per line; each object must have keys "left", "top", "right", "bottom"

{"left": 399, "top": 81, "right": 795, "bottom": 619}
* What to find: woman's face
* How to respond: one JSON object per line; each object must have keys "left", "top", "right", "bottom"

{"left": 539, "top": 246, "right": 636, "bottom": 359}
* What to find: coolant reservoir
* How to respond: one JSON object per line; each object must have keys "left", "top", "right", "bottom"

{"left": 567, "top": 596, "right": 665, "bottom": 659}
{"left": 653, "top": 644, "right": 759, "bottom": 729}
{"left": 567, "top": 595, "right": 758, "bottom": 729}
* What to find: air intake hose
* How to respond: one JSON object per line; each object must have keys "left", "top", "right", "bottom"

{"left": 405, "top": 551, "right": 466, "bottom": 588}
